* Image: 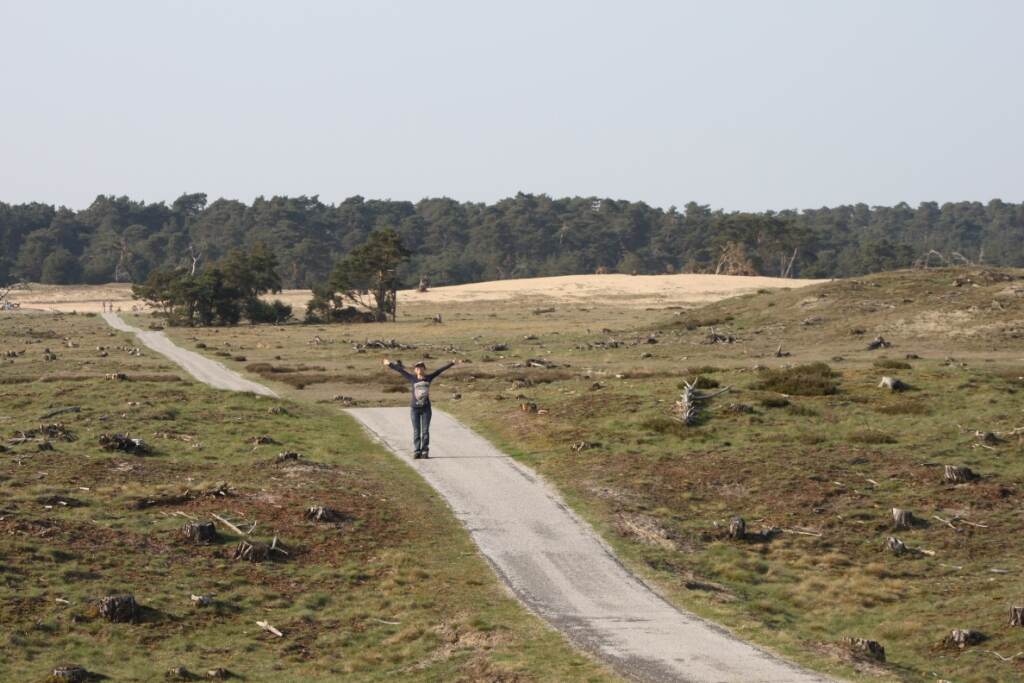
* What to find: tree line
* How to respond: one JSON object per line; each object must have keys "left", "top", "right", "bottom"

{"left": 2, "top": 193, "right": 1023, "bottom": 291}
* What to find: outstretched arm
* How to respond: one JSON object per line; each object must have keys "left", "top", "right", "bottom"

{"left": 383, "top": 358, "right": 415, "bottom": 381}
{"left": 427, "top": 359, "right": 457, "bottom": 380}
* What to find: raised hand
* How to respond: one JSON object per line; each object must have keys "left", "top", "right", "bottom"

{"left": 383, "top": 358, "right": 391, "bottom": 367}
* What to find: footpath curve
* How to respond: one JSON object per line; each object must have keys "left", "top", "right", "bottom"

{"left": 103, "top": 312, "right": 830, "bottom": 683}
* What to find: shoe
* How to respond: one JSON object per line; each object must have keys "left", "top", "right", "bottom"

{"left": 413, "top": 451, "right": 422, "bottom": 459}
{"left": 422, "top": 450, "right": 429, "bottom": 459}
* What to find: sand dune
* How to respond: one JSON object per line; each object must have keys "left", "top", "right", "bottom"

{"left": 6, "top": 273, "right": 825, "bottom": 314}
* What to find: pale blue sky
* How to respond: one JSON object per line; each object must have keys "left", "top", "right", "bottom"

{"left": 1, "top": 0, "right": 1021, "bottom": 211}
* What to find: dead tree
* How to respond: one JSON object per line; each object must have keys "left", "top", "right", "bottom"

{"left": 714, "top": 241, "right": 758, "bottom": 276}
{"left": 944, "top": 465, "right": 979, "bottom": 484}
{"left": 1009, "top": 606, "right": 1024, "bottom": 627}
{"left": 186, "top": 243, "right": 202, "bottom": 276}
{"left": 673, "top": 380, "right": 730, "bottom": 426}
{"left": 892, "top": 508, "right": 916, "bottom": 530}
{"left": 98, "top": 594, "right": 138, "bottom": 622}
{"left": 182, "top": 521, "right": 218, "bottom": 543}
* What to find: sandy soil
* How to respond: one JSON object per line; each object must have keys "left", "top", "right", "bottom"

{"left": 6, "top": 273, "right": 824, "bottom": 314}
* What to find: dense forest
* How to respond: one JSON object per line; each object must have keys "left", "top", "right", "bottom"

{"left": 2, "top": 193, "right": 1022, "bottom": 289}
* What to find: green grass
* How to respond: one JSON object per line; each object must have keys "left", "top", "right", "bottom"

{"left": 0, "top": 312, "right": 613, "bottom": 682}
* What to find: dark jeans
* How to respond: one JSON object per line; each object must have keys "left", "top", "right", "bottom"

{"left": 411, "top": 404, "right": 432, "bottom": 454}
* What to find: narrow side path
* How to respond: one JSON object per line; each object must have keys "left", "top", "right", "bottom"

{"left": 101, "top": 312, "right": 830, "bottom": 683}
{"left": 101, "top": 312, "right": 277, "bottom": 397}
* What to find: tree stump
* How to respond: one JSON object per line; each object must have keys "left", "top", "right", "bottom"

{"left": 182, "top": 521, "right": 218, "bottom": 543}
{"left": 943, "top": 629, "right": 985, "bottom": 649}
{"left": 885, "top": 537, "right": 907, "bottom": 556}
{"left": 728, "top": 517, "right": 746, "bottom": 540}
{"left": 892, "top": 508, "right": 915, "bottom": 530}
{"left": 842, "top": 637, "right": 886, "bottom": 662}
{"left": 305, "top": 506, "right": 342, "bottom": 523}
{"left": 520, "top": 402, "right": 538, "bottom": 413}
{"left": 232, "top": 540, "right": 270, "bottom": 563}
{"left": 878, "top": 376, "right": 909, "bottom": 391}
{"left": 49, "top": 666, "right": 89, "bottom": 682}
{"left": 98, "top": 594, "right": 138, "bottom": 623}
{"left": 166, "top": 666, "right": 193, "bottom": 681}
{"left": 866, "top": 336, "right": 891, "bottom": 351}
{"left": 943, "top": 465, "right": 979, "bottom": 484}
{"left": 1009, "top": 606, "right": 1024, "bottom": 627}
{"left": 276, "top": 451, "right": 301, "bottom": 463}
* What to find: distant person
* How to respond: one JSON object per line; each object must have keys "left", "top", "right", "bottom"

{"left": 382, "top": 358, "right": 458, "bottom": 459}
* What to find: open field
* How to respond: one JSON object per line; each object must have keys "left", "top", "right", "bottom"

{"left": 0, "top": 313, "right": 612, "bottom": 681}
{"left": 155, "top": 267, "right": 1024, "bottom": 682}
{"left": 5, "top": 272, "right": 823, "bottom": 314}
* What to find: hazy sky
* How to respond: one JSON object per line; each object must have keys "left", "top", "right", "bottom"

{"left": 2, "top": 0, "right": 1021, "bottom": 212}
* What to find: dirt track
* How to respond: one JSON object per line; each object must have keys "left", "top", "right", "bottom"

{"left": 102, "top": 311, "right": 830, "bottom": 683}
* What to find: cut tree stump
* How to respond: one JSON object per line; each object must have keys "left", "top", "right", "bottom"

{"left": 1009, "top": 606, "right": 1024, "bottom": 627}
{"left": 842, "top": 637, "right": 886, "bottom": 662}
{"left": 943, "top": 629, "right": 986, "bottom": 649}
{"left": 944, "top": 465, "right": 979, "bottom": 484}
{"left": 98, "top": 594, "right": 138, "bottom": 623}
{"left": 885, "top": 537, "right": 907, "bottom": 556}
{"left": 232, "top": 540, "right": 270, "bottom": 563}
{"left": 728, "top": 517, "right": 746, "bottom": 540}
{"left": 276, "top": 451, "right": 301, "bottom": 463}
{"left": 305, "top": 506, "right": 343, "bottom": 523}
{"left": 48, "top": 665, "right": 89, "bottom": 682}
{"left": 892, "top": 508, "right": 916, "bottom": 530}
{"left": 182, "top": 521, "right": 218, "bottom": 543}
{"left": 878, "top": 376, "right": 909, "bottom": 391}
{"left": 866, "top": 336, "right": 892, "bottom": 350}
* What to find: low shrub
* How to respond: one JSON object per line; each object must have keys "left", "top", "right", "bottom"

{"left": 754, "top": 363, "right": 839, "bottom": 396}
{"left": 873, "top": 359, "right": 912, "bottom": 370}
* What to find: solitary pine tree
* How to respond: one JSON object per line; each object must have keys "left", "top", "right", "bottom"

{"left": 328, "top": 229, "right": 409, "bottom": 322}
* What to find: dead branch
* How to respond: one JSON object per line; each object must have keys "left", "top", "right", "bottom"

{"left": 212, "top": 513, "right": 248, "bottom": 537}
{"left": 256, "top": 620, "right": 283, "bottom": 637}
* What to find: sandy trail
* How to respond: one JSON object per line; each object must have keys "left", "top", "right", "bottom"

{"left": 101, "top": 312, "right": 277, "bottom": 397}
{"left": 99, "top": 312, "right": 829, "bottom": 682}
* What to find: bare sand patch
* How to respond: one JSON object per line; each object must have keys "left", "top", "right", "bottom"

{"left": 6, "top": 273, "right": 824, "bottom": 314}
